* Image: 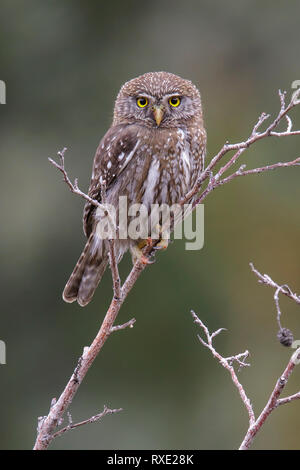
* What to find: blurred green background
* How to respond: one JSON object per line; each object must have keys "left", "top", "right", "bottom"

{"left": 0, "top": 0, "right": 300, "bottom": 450}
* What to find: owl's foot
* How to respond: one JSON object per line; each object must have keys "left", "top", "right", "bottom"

{"left": 130, "top": 233, "right": 169, "bottom": 265}
{"left": 152, "top": 224, "right": 169, "bottom": 251}
{"left": 153, "top": 237, "right": 169, "bottom": 250}
{"left": 130, "top": 239, "right": 155, "bottom": 265}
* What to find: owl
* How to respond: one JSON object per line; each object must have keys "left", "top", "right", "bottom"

{"left": 63, "top": 71, "right": 206, "bottom": 306}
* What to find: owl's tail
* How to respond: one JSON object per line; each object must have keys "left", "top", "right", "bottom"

{"left": 63, "top": 234, "right": 109, "bottom": 307}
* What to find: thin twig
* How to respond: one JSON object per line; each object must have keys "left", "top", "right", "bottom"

{"left": 250, "top": 262, "right": 300, "bottom": 305}
{"left": 110, "top": 318, "right": 136, "bottom": 332}
{"left": 191, "top": 311, "right": 255, "bottom": 426}
{"left": 52, "top": 406, "right": 122, "bottom": 440}
{"left": 49, "top": 148, "right": 116, "bottom": 232}
{"left": 49, "top": 149, "right": 103, "bottom": 209}
{"left": 250, "top": 262, "right": 300, "bottom": 334}
{"left": 277, "top": 391, "right": 300, "bottom": 406}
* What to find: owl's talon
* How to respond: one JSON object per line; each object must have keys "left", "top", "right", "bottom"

{"left": 153, "top": 238, "right": 169, "bottom": 250}
{"left": 130, "top": 242, "right": 155, "bottom": 265}
{"left": 140, "top": 254, "right": 155, "bottom": 265}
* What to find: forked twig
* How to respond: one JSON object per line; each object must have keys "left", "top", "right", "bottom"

{"left": 181, "top": 88, "right": 300, "bottom": 208}
{"left": 250, "top": 262, "right": 300, "bottom": 338}
{"left": 191, "top": 311, "right": 254, "bottom": 426}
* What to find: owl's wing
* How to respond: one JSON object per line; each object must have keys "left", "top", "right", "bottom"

{"left": 83, "top": 124, "right": 140, "bottom": 237}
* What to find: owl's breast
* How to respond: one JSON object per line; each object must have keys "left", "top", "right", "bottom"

{"left": 106, "top": 125, "right": 203, "bottom": 211}
{"left": 136, "top": 127, "right": 199, "bottom": 208}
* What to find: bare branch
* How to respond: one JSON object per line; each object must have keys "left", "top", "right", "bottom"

{"left": 52, "top": 406, "right": 122, "bottom": 440}
{"left": 49, "top": 148, "right": 103, "bottom": 210}
{"left": 239, "top": 349, "right": 300, "bottom": 450}
{"left": 250, "top": 262, "right": 300, "bottom": 305}
{"left": 215, "top": 157, "right": 300, "bottom": 189}
{"left": 180, "top": 88, "right": 300, "bottom": 208}
{"left": 191, "top": 310, "right": 255, "bottom": 426}
{"left": 110, "top": 318, "right": 136, "bottom": 332}
{"left": 250, "top": 262, "right": 300, "bottom": 338}
{"left": 192, "top": 311, "right": 300, "bottom": 450}
{"left": 33, "top": 253, "right": 146, "bottom": 449}
{"left": 36, "top": 87, "right": 300, "bottom": 449}
{"left": 277, "top": 391, "right": 300, "bottom": 406}
{"left": 192, "top": 259, "right": 300, "bottom": 450}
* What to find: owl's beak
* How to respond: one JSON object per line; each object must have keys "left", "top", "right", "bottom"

{"left": 152, "top": 105, "right": 164, "bottom": 126}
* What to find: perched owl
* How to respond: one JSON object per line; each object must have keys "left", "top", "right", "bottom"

{"left": 63, "top": 71, "right": 206, "bottom": 306}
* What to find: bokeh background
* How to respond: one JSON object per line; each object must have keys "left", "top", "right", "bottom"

{"left": 0, "top": 0, "right": 300, "bottom": 450}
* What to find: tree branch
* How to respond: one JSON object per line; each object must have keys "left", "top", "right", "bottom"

{"left": 34, "top": 87, "right": 300, "bottom": 449}
{"left": 49, "top": 148, "right": 103, "bottom": 209}
{"left": 191, "top": 259, "right": 300, "bottom": 450}
{"left": 250, "top": 262, "right": 300, "bottom": 305}
{"left": 250, "top": 262, "right": 300, "bottom": 340}
{"left": 180, "top": 88, "right": 300, "bottom": 208}
{"left": 33, "top": 255, "right": 142, "bottom": 450}
{"left": 51, "top": 406, "right": 122, "bottom": 440}
{"left": 239, "top": 351, "right": 300, "bottom": 450}
{"left": 191, "top": 311, "right": 255, "bottom": 426}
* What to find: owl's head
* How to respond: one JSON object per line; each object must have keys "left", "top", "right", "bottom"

{"left": 113, "top": 71, "right": 203, "bottom": 129}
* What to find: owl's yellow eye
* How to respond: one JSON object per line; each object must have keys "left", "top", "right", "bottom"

{"left": 136, "top": 97, "right": 149, "bottom": 108}
{"left": 169, "top": 96, "right": 181, "bottom": 107}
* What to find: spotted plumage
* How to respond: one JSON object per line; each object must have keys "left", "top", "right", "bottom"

{"left": 63, "top": 71, "right": 206, "bottom": 306}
